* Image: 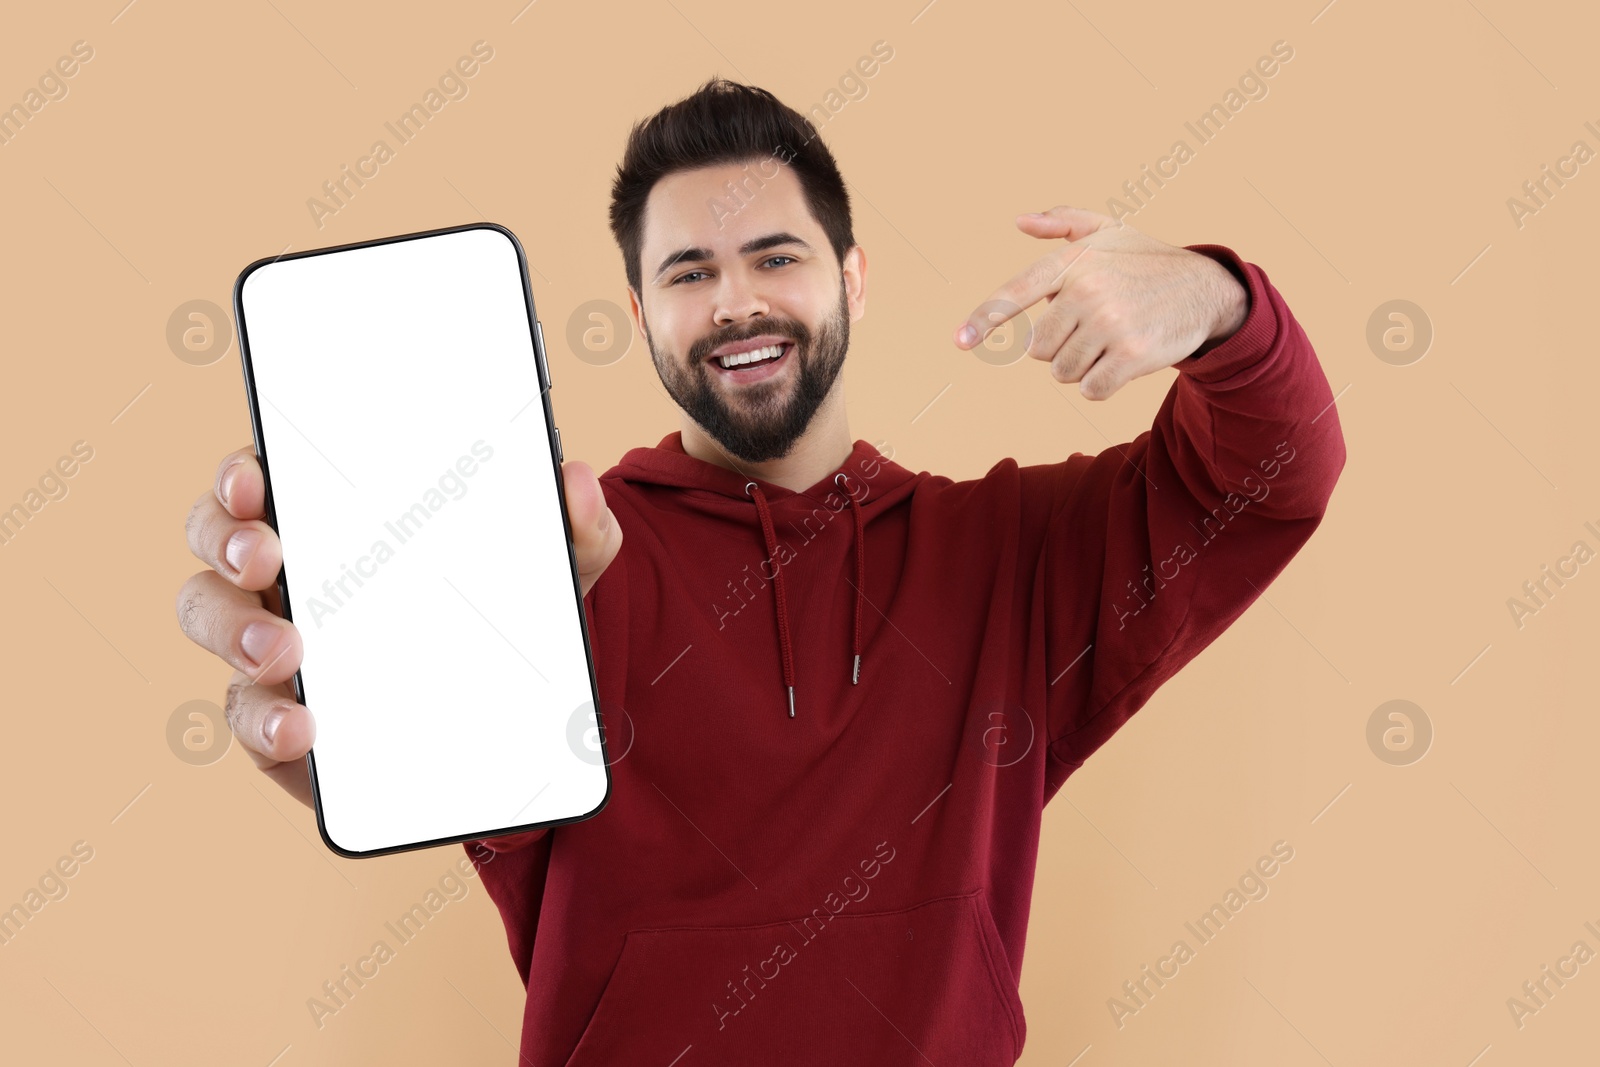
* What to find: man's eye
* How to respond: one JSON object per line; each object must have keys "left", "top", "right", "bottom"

{"left": 672, "top": 255, "right": 796, "bottom": 286}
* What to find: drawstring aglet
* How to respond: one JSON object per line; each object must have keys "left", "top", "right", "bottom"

{"left": 786, "top": 685, "right": 795, "bottom": 718}
{"left": 852, "top": 654, "right": 860, "bottom": 685}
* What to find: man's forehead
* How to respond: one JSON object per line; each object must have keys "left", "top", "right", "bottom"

{"left": 641, "top": 162, "right": 819, "bottom": 262}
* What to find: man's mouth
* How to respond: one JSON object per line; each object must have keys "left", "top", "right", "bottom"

{"left": 706, "top": 335, "right": 794, "bottom": 381}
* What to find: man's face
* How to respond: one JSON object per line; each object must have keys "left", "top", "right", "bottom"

{"left": 629, "top": 160, "right": 865, "bottom": 463}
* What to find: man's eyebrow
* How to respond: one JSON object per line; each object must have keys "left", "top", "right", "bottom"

{"left": 652, "top": 232, "right": 813, "bottom": 281}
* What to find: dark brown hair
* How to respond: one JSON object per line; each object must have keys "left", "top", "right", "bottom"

{"left": 608, "top": 77, "right": 855, "bottom": 293}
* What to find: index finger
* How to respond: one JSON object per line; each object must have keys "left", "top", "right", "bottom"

{"left": 954, "top": 245, "right": 1092, "bottom": 350}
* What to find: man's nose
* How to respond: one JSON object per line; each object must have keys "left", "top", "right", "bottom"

{"left": 713, "top": 273, "right": 770, "bottom": 325}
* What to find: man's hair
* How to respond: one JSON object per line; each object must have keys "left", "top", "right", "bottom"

{"left": 608, "top": 77, "right": 855, "bottom": 294}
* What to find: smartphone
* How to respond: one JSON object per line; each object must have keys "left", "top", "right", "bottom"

{"left": 233, "top": 222, "right": 610, "bottom": 857}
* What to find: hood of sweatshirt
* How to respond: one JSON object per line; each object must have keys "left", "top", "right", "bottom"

{"left": 608, "top": 431, "right": 921, "bottom": 719}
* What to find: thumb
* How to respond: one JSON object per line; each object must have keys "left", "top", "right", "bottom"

{"left": 1015, "top": 204, "right": 1119, "bottom": 242}
{"left": 562, "top": 459, "right": 622, "bottom": 597}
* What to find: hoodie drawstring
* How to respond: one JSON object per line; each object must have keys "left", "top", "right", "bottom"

{"left": 836, "top": 472, "right": 866, "bottom": 686}
{"left": 744, "top": 481, "right": 797, "bottom": 718}
{"left": 744, "top": 473, "right": 867, "bottom": 719}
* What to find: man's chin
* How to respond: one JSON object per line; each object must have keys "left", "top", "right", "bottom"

{"left": 709, "top": 420, "right": 803, "bottom": 464}
{"left": 719, "top": 439, "right": 801, "bottom": 465}
{"left": 697, "top": 398, "right": 810, "bottom": 463}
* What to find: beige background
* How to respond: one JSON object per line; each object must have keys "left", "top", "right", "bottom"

{"left": 1, "top": 0, "right": 1595, "bottom": 1063}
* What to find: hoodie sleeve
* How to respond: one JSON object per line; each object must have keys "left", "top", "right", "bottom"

{"left": 457, "top": 567, "right": 614, "bottom": 984}
{"left": 462, "top": 831, "right": 555, "bottom": 987}
{"left": 1025, "top": 245, "right": 1346, "bottom": 801}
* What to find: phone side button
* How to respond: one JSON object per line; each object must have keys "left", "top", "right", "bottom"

{"left": 554, "top": 427, "right": 563, "bottom": 464}
{"left": 534, "top": 319, "right": 552, "bottom": 392}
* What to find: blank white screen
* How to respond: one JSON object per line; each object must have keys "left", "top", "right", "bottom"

{"left": 237, "top": 225, "right": 607, "bottom": 855}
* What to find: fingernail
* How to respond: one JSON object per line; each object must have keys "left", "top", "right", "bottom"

{"left": 957, "top": 325, "right": 977, "bottom": 347}
{"left": 219, "top": 460, "right": 244, "bottom": 503}
{"left": 241, "top": 621, "right": 279, "bottom": 667}
{"left": 262, "top": 707, "right": 287, "bottom": 746}
{"left": 225, "top": 529, "right": 261, "bottom": 573}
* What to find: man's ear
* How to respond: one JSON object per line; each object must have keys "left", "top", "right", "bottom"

{"left": 842, "top": 244, "right": 867, "bottom": 324}
{"left": 625, "top": 286, "right": 646, "bottom": 342}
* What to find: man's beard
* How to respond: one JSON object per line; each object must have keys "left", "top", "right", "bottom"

{"left": 644, "top": 285, "right": 850, "bottom": 464}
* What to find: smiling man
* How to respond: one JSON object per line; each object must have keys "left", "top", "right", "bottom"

{"left": 471, "top": 78, "right": 1345, "bottom": 1062}
{"left": 178, "top": 78, "right": 1345, "bottom": 1064}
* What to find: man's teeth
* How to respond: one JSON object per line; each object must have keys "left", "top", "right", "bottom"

{"left": 717, "top": 343, "right": 785, "bottom": 369}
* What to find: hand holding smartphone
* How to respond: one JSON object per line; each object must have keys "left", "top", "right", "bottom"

{"left": 230, "top": 223, "right": 612, "bottom": 857}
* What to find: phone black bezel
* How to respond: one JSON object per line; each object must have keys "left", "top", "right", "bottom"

{"left": 232, "top": 221, "right": 612, "bottom": 859}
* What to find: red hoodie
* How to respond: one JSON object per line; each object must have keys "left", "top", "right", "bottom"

{"left": 464, "top": 244, "right": 1346, "bottom": 1065}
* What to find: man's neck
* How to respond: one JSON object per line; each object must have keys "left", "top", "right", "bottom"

{"left": 678, "top": 394, "right": 853, "bottom": 494}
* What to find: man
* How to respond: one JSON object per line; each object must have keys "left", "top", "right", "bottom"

{"left": 178, "top": 78, "right": 1345, "bottom": 1064}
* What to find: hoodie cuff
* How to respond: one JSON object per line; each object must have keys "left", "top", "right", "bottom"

{"left": 470, "top": 828, "right": 549, "bottom": 853}
{"left": 1176, "top": 243, "right": 1277, "bottom": 384}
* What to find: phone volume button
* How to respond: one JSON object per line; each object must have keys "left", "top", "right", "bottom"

{"left": 534, "top": 319, "right": 552, "bottom": 392}
{"left": 554, "top": 427, "right": 563, "bottom": 463}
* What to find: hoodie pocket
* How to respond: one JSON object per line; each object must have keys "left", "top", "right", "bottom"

{"left": 564, "top": 889, "right": 1025, "bottom": 1066}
